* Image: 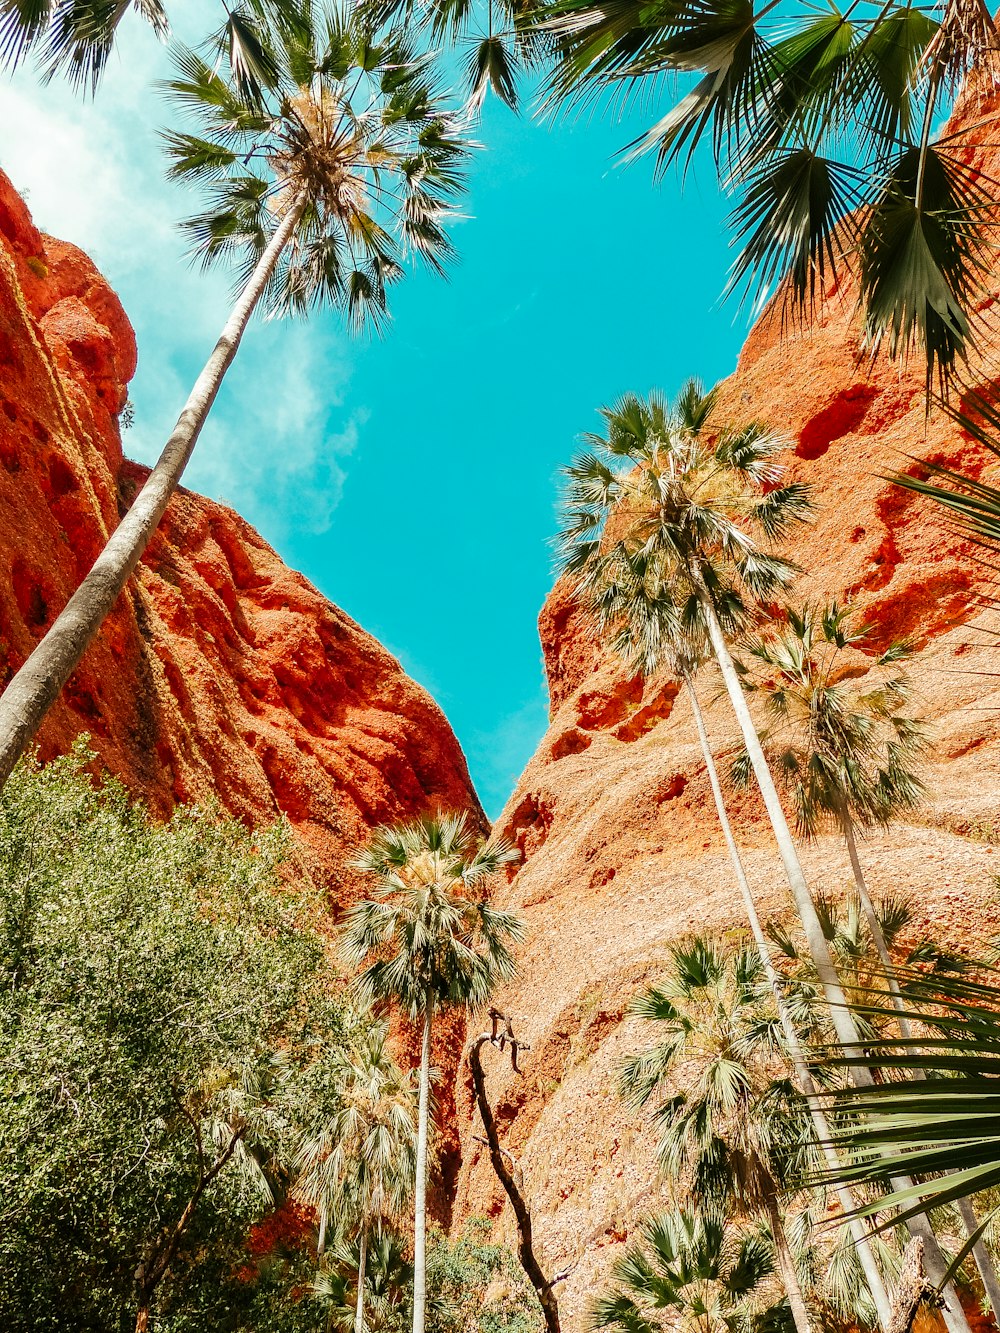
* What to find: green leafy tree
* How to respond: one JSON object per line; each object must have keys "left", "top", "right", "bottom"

{"left": 342, "top": 812, "right": 524, "bottom": 1333}
{"left": 541, "top": 0, "right": 999, "bottom": 386}
{"left": 0, "top": 745, "right": 345, "bottom": 1332}
{"left": 426, "top": 1217, "right": 547, "bottom": 1333}
{"left": 591, "top": 1209, "right": 776, "bottom": 1333}
{"left": 0, "top": 2, "right": 470, "bottom": 795}
{"left": 556, "top": 385, "right": 971, "bottom": 1333}
{"left": 294, "top": 1020, "right": 418, "bottom": 1333}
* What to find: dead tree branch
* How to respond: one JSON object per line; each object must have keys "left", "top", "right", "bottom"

{"left": 470, "top": 1019, "right": 561, "bottom": 1333}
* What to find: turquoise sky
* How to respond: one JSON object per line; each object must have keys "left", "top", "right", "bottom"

{"left": 0, "top": 7, "right": 753, "bottom": 817}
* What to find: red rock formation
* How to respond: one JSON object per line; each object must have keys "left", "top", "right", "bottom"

{"left": 454, "top": 79, "right": 1000, "bottom": 1323}
{"left": 0, "top": 167, "right": 485, "bottom": 1209}
{"left": 0, "top": 168, "right": 481, "bottom": 900}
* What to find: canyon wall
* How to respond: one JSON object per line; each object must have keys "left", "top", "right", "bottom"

{"left": 0, "top": 169, "right": 484, "bottom": 1191}
{"left": 453, "top": 82, "right": 1000, "bottom": 1325}
{"left": 0, "top": 168, "right": 481, "bottom": 900}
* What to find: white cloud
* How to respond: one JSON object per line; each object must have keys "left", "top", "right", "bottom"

{"left": 0, "top": 3, "right": 358, "bottom": 540}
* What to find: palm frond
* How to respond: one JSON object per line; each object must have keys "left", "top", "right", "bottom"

{"left": 464, "top": 32, "right": 521, "bottom": 110}
{"left": 860, "top": 145, "right": 996, "bottom": 385}
{"left": 727, "top": 149, "right": 863, "bottom": 315}
{"left": 819, "top": 963, "right": 1000, "bottom": 1224}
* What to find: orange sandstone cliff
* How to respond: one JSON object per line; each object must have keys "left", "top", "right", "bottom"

{"left": 453, "top": 82, "right": 1000, "bottom": 1324}
{"left": 0, "top": 167, "right": 485, "bottom": 1199}
{"left": 0, "top": 168, "right": 481, "bottom": 897}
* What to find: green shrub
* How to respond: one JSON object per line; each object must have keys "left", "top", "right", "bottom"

{"left": 0, "top": 746, "right": 343, "bottom": 1331}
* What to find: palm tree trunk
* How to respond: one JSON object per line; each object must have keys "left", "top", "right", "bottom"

{"left": 762, "top": 1177, "right": 814, "bottom": 1333}
{"left": 840, "top": 811, "right": 912, "bottom": 1037}
{"left": 0, "top": 191, "right": 307, "bottom": 792}
{"left": 685, "top": 677, "right": 892, "bottom": 1331}
{"left": 695, "top": 584, "right": 973, "bottom": 1333}
{"left": 318, "top": 1204, "right": 328, "bottom": 1263}
{"left": 355, "top": 1222, "right": 368, "bottom": 1333}
{"left": 412, "top": 998, "right": 433, "bottom": 1333}
{"left": 841, "top": 811, "right": 1000, "bottom": 1317}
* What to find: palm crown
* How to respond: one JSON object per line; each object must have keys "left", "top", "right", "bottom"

{"left": 621, "top": 938, "right": 808, "bottom": 1214}
{"left": 591, "top": 1208, "right": 776, "bottom": 1333}
{"left": 294, "top": 1021, "right": 417, "bottom": 1232}
{"left": 342, "top": 812, "right": 523, "bottom": 1016}
{"left": 733, "top": 603, "right": 929, "bottom": 838}
{"left": 558, "top": 384, "right": 811, "bottom": 657}
{"left": 164, "top": 1, "right": 470, "bottom": 327}
{"left": 542, "top": 0, "right": 999, "bottom": 384}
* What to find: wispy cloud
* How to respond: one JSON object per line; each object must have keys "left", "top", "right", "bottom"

{"left": 0, "top": 3, "right": 359, "bottom": 545}
{"left": 467, "top": 692, "right": 549, "bottom": 820}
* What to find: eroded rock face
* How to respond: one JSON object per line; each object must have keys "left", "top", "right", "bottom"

{"left": 454, "top": 84, "right": 1000, "bottom": 1323}
{"left": 0, "top": 168, "right": 481, "bottom": 896}
{"left": 0, "top": 167, "right": 486, "bottom": 1206}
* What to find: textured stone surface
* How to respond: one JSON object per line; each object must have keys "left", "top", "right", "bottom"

{"left": 0, "top": 166, "right": 481, "bottom": 893}
{"left": 453, "top": 81, "right": 1000, "bottom": 1325}
{"left": 0, "top": 166, "right": 487, "bottom": 1206}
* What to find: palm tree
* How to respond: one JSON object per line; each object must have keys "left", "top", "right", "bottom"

{"left": 540, "top": 0, "right": 999, "bottom": 387}
{"left": 294, "top": 1022, "right": 417, "bottom": 1333}
{"left": 342, "top": 812, "right": 523, "bottom": 1333}
{"left": 314, "top": 1227, "right": 415, "bottom": 1332}
{"left": 0, "top": 0, "right": 293, "bottom": 94}
{"left": 591, "top": 1208, "right": 776, "bottom": 1333}
{"left": 620, "top": 937, "right": 818, "bottom": 1333}
{"left": 0, "top": 2, "right": 470, "bottom": 794}
{"left": 735, "top": 601, "right": 1000, "bottom": 1316}
{"left": 563, "top": 490, "right": 892, "bottom": 1324}
{"left": 734, "top": 602, "right": 930, "bottom": 1019}
{"left": 557, "top": 384, "right": 972, "bottom": 1333}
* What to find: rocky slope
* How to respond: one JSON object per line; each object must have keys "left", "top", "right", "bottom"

{"left": 0, "top": 165, "right": 488, "bottom": 1199}
{"left": 453, "top": 81, "right": 1000, "bottom": 1324}
{"left": 0, "top": 168, "right": 481, "bottom": 900}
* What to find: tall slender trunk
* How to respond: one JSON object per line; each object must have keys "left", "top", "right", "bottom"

{"left": 762, "top": 1174, "right": 814, "bottom": 1333}
{"left": 355, "top": 1222, "right": 368, "bottom": 1333}
{"left": 695, "top": 584, "right": 972, "bottom": 1333}
{"left": 841, "top": 811, "right": 911, "bottom": 1035}
{"left": 685, "top": 677, "right": 892, "bottom": 1331}
{"left": 412, "top": 998, "right": 433, "bottom": 1333}
{"left": 318, "top": 1204, "right": 328, "bottom": 1263}
{"left": 0, "top": 192, "right": 307, "bottom": 792}
{"left": 135, "top": 1303, "right": 151, "bottom": 1333}
{"left": 841, "top": 811, "right": 1000, "bottom": 1317}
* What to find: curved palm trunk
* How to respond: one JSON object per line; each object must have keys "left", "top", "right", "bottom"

{"left": 685, "top": 678, "right": 892, "bottom": 1331}
{"left": 412, "top": 998, "right": 433, "bottom": 1333}
{"left": 695, "top": 586, "right": 973, "bottom": 1333}
{"left": 761, "top": 1175, "right": 814, "bottom": 1333}
{"left": 0, "top": 192, "right": 307, "bottom": 792}
{"left": 841, "top": 812, "right": 1000, "bottom": 1317}
{"left": 355, "top": 1222, "right": 369, "bottom": 1333}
